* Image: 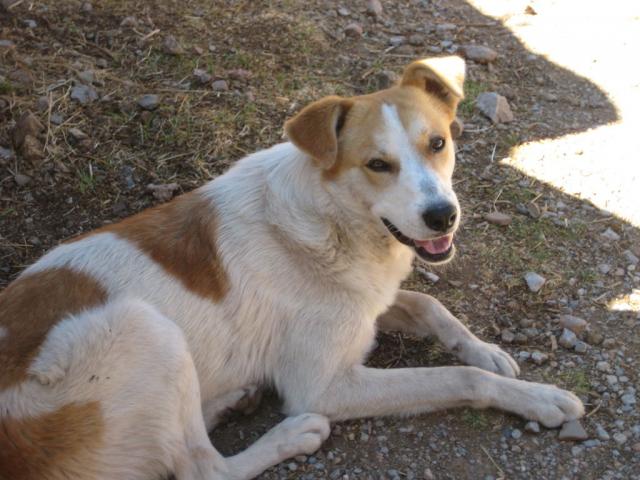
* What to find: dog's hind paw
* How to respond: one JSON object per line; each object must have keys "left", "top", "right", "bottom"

{"left": 456, "top": 339, "right": 520, "bottom": 378}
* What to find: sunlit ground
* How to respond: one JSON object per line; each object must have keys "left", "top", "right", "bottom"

{"left": 469, "top": 0, "right": 640, "bottom": 226}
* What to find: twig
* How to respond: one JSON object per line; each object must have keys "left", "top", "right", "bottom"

{"left": 480, "top": 445, "right": 505, "bottom": 479}
{"left": 140, "top": 29, "right": 161, "bottom": 43}
{"left": 586, "top": 401, "right": 602, "bottom": 418}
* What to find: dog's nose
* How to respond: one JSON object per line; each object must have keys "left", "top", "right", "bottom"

{"left": 422, "top": 203, "right": 457, "bottom": 232}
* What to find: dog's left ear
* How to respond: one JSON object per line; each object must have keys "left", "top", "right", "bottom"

{"left": 401, "top": 56, "right": 466, "bottom": 111}
{"left": 284, "top": 96, "right": 353, "bottom": 169}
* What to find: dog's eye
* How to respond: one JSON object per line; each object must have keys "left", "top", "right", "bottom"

{"left": 430, "top": 136, "right": 446, "bottom": 152}
{"left": 366, "top": 158, "right": 392, "bottom": 172}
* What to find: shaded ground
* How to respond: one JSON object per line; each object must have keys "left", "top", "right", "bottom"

{"left": 1, "top": 1, "right": 638, "bottom": 479}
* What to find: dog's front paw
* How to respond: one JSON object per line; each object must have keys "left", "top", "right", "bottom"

{"left": 518, "top": 383, "right": 585, "bottom": 428}
{"left": 456, "top": 339, "right": 520, "bottom": 378}
{"left": 265, "top": 413, "right": 330, "bottom": 460}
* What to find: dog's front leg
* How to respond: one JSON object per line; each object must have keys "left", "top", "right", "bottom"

{"left": 377, "top": 289, "right": 519, "bottom": 377}
{"left": 286, "top": 365, "right": 583, "bottom": 428}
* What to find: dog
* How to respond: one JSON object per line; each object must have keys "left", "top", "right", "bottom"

{"left": 0, "top": 56, "right": 584, "bottom": 480}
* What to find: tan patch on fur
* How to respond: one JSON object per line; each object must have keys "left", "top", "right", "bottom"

{"left": 0, "top": 268, "right": 107, "bottom": 391}
{"left": 76, "top": 191, "right": 229, "bottom": 303}
{"left": 0, "top": 402, "right": 104, "bottom": 480}
{"left": 325, "top": 86, "right": 455, "bottom": 180}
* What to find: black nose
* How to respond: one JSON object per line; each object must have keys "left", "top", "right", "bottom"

{"left": 422, "top": 203, "right": 458, "bottom": 232}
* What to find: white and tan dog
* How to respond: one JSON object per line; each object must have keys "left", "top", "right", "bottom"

{"left": 0, "top": 57, "right": 583, "bottom": 480}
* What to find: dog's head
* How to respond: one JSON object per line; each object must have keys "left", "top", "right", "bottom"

{"left": 284, "top": 56, "right": 465, "bottom": 264}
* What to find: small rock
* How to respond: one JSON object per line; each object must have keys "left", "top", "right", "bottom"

{"left": 120, "top": 16, "right": 138, "bottom": 27}
{"left": 416, "top": 266, "right": 439, "bottom": 283}
{"left": 389, "top": 36, "right": 406, "bottom": 47}
{"left": 476, "top": 92, "right": 514, "bottom": 123}
{"left": 596, "top": 361, "right": 611, "bottom": 372}
{"left": 435, "top": 23, "right": 456, "bottom": 33}
{"left": 524, "top": 272, "right": 545, "bottom": 292}
{"left": 0, "top": 146, "right": 16, "bottom": 161}
{"left": 501, "top": 329, "right": 515, "bottom": 343}
{"left": 0, "top": 39, "right": 16, "bottom": 50}
{"left": 19, "top": 135, "right": 44, "bottom": 162}
{"left": 162, "top": 35, "right": 184, "bottom": 55}
{"left": 598, "top": 263, "right": 611, "bottom": 274}
{"left": 70, "top": 85, "right": 98, "bottom": 104}
{"left": 484, "top": 211, "right": 512, "bottom": 226}
{"left": 408, "top": 34, "right": 423, "bottom": 46}
{"left": 586, "top": 330, "right": 604, "bottom": 345}
{"left": 77, "top": 70, "right": 95, "bottom": 85}
{"left": 68, "top": 127, "right": 88, "bottom": 141}
{"left": 460, "top": 45, "right": 498, "bottom": 64}
{"left": 602, "top": 338, "right": 615, "bottom": 348}
{"left": 558, "top": 420, "right": 588, "bottom": 441}
{"left": 35, "top": 96, "right": 50, "bottom": 111}
{"left": 14, "top": 173, "right": 31, "bottom": 186}
{"left": 147, "top": 183, "right": 179, "bottom": 202}
{"left": 558, "top": 328, "right": 578, "bottom": 349}
{"left": 574, "top": 341, "right": 587, "bottom": 354}
{"left": 212, "top": 80, "right": 229, "bottom": 92}
{"left": 612, "top": 432, "right": 627, "bottom": 445}
{"left": 525, "top": 421, "right": 540, "bottom": 433}
{"left": 600, "top": 228, "right": 620, "bottom": 242}
{"left": 50, "top": 113, "right": 64, "bottom": 125}
{"left": 22, "top": 19, "right": 37, "bottom": 29}
{"left": 337, "top": 7, "right": 350, "bottom": 16}
{"left": 344, "top": 23, "right": 363, "bottom": 38}
{"left": 12, "top": 112, "right": 43, "bottom": 148}
{"left": 192, "top": 69, "right": 212, "bottom": 84}
{"left": 623, "top": 250, "right": 639, "bottom": 265}
{"left": 558, "top": 315, "right": 587, "bottom": 334}
{"left": 531, "top": 351, "right": 548, "bottom": 365}
{"left": 621, "top": 393, "right": 636, "bottom": 405}
{"left": 227, "top": 69, "right": 252, "bottom": 81}
{"left": 366, "top": 0, "right": 383, "bottom": 18}
{"left": 138, "top": 94, "right": 160, "bottom": 111}
{"left": 511, "top": 429, "right": 522, "bottom": 439}
{"left": 81, "top": 2, "right": 92, "bottom": 13}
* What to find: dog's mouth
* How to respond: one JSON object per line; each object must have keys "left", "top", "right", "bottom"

{"left": 382, "top": 218, "right": 454, "bottom": 263}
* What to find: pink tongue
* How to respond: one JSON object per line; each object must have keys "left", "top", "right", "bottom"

{"left": 415, "top": 234, "right": 453, "bottom": 254}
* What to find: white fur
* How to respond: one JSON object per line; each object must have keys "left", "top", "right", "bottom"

{"left": 2, "top": 131, "right": 584, "bottom": 479}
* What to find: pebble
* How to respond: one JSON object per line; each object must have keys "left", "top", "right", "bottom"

{"left": 389, "top": 35, "right": 405, "bottom": 47}
{"left": 623, "top": 250, "right": 639, "bottom": 265}
{"left": 598, "top": 263, "right": 611, "bottom": 274}
{"left": 14, "top": 173, "right": 31, "bottom": 186}
{"left": 511, "top": 429, "right": 522, "bottom": 439}
{"left": 559, "top": 420, "right": 589, "bottom": 441}
{"left": 416, "top": 266, "right": 439, "bottom": 283}
{"left": 23, "top": 19, "right": 37, "bottom": 28}
{"left": 524, "top": 272, "right": 546, "bottom": 292}
{"left": 596, "top": 361, "right": 611, "bottom": 372}
{"left": 162, "top": 35, "right": 184, "bottom": 55}
{"left": 525, "top": 421, "right": 540, "bottom": 433}
{"left": 192, "top": 69, "right": 212, "bottom": 84}
{"left": 612, "top": 432, "right": 627, "bottom": 445}
{"left": 484, "top": 211, "right": 512, "bottom": 226}
{"left": 0, "top": 146, "right": 16, "bottom": 161}
{"left": 344, "top": 23, "right": 363, "bottom": 38}
{"left": 77, "top": 70, "right": 96, "bottom": 85}
{"left": 501, "top": 329, "right": 515, "bottom": 343}
{"left": 138, "top": 94, "right": 160, "bottom": 111}
{"left": 337, "top": 7, "right": 350, "bottom": 16}
{"left": 70, "top": 85, "right": 98, "bottom": 104}
{"left": 35, "top": 96, "right": 50, "bottom": 111}
{"left": 120, "top": 16, "right": 138, "bottom": 27}
{"left": 211, "top": 80, "right": 229, "bottom": 91}
{"left": 476, "top": 92, "right": 514, "bottom": 123}
{"left": 621, "top": 393, "right": 636, "bottom": 405}
{"left": 600, "top": 228, "right": 620, "bottom": 242}
{"left": 0, "top": 40, "right": 15, "bottom": 50}
{"left": 366, "top": 0, "right": 383, "bottom": 18}
{"left": 460, "top": 44, "right": 498, "bottom": 64}
{"left": 559, "top": 328, "right": 578, "bottom": 348}
{"left": 531, "top": 351, "right": 548, "bottom": 365}
{"left": 574, "top": 341, "right": 588, "bottom": 353}
{"left": 12, "top": 112, "right": 43, "bottom": 148}
{"left": 68, "top": 127, "right": 88, "bottom": 141}
{"left": 558, "top": 315, "right": 587, "bottom": 334}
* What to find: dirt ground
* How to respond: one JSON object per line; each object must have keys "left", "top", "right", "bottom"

{"left": 1, "top": 1, "right": 639, "bottom": 479}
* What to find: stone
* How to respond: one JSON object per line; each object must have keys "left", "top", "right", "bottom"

{"left": 19, "top": 135, "right": 44, "bottom": 162}
{"left": 0, "top": 40, "right": 16, "bottom": 50}
{"left": 621, "top": 393, "right": 636, "bottom": 405}
{"left": 558, "top": 328, "right": 578, "bottom": 349}
{"left": 435, "top": 23, "right": 456, "bottom": 33}
{"left": 81, "top": 2, "right": 93, "bottom": 13}
{"left": 416, "top": 266, "right": 439, "bottom": 283}
{"left": 77, "top": 70, "right": 95, "bottom": 85}
{"left": 337, "top": 7, "right": 350, "bottom": 16}
{"left": 120, "top": 16, "right": 138, "bottom": 27}
{"left": 14, "top": 173, "right": 31, "bottom": 186}
{"left": 9, "top": 69, "right": 34, "bottom": 88}
{"left": 558, "top": 315, "right": 587, "bottom": 334}
{"left": 408, "top": 34, "right": 423, "bottom": 46}
{"left": 531, "top": 351, "right": 548, "bottom": 365}
{"left": 344, "top": 23, "right": 363, "bottom": 38}
{"left": 613, "top": 432, "right": 627, "bottom": 445}
{"left": 227, "top": 69, "right": 251, "bottom": 81}
{"left": 595, "top": 424, "right": 610, "bottom": 441}
{"left": 461, "top": 45, "right": 498, "bottom": 64}
{"left": 596, "top": 361, "right": 611, "bottom": 372}
{"left": 147, "top": 183, "right": 179, "bottom": 202}
{"left": 35, "top": 96, "right": 50, "bottom": 111}
{"left": 68, "top": 127, "right": 88, "bottom": 141}
{"left": 598, "top": 263, "right": 611, "bottom": 274}
{"left": 511, "top": 429, "right": 522, "bottom": 439}
{"left": 211, "top": 80, "right": 229, "bottom": 91}
{"left": 0, "top": 146, "right": 15, "bottom": 161}
{"left": 366, "top": 0, "right": 383, "bottom": 18}
{"left": 12, "top": 111, "right": 43, "bottom": 148}
{"left": 525, "top": 421, "right": 540, "bottom": 433}
{"left": 524, "top": 272, "right": 545, "bottom": 292}
{"left": 192, "top": 68, "right": 212, "bottom": 84}
{"left": 389, "top": 35, "right": 405, "bottom": 47}
{"left": 476, "top": 92, "right": 514, "bottom": 123}
{"left": 501, "top": 329, "right": 515, "bottom": 343}
{"left": 623, "top": 250, "right": 639, "bottom": 265}
{"left": 484, "top": 211, "right": 512, "bottom": 226}
{"left": 574, "top": 341, "right": 588, "bottom": 353}
{"left": 586, "top": 330, "right": 604, "bottom": 345}
{"left": 600, "top": 228, "right": 620, "bottom": 242}
{"left": 138, "top": 94, "right": 160, "bottom": 111}
{"left": 23, "top": 19, "right": 37, "bottom": 28}
{"left": 162, "top": 35, "right": 184, "bottom": 55}
{"left": 70, "top": 85, "right": 98, "bottom": 104}
{"left": 558, "top": 420, "right": 588, "bottom": 441}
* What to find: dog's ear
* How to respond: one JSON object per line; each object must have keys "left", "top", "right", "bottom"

{"left": 401, "top": 56, "right": 466, "bottom": 110}
{"left": 284, "top": 96, "right": 353, "bottom": 169}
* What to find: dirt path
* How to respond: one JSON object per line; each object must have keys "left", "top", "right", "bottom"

{"left": 1, "top": 1, "right": 638, "bottom": 479}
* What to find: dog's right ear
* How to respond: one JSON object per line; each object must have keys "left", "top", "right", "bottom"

{"left": 284, "top": 96, "right": 353, "bottom": 169}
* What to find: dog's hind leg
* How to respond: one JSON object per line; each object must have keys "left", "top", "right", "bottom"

{"left": 377, "top": 289, "right": 520, "bottom": 377}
